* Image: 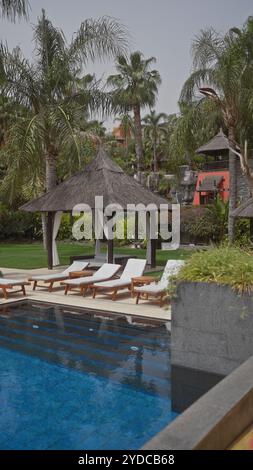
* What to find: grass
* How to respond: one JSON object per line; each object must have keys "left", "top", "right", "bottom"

{"left": 0, "top": 242, "right": 193, "bottom": 270}
{"left": 177, "top": 245, "right": 253, "bottom": 294}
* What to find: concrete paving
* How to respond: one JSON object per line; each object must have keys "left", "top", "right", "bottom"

{"left": 0, "top": 266, "right": 171, "bottom": 321}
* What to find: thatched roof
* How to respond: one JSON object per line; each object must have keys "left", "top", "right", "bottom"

{"left": 20, "top": 147, "right": 170, "bottom": 212}
{"left": 196, "top": 130, "right": 229, "bottom": 156}
{"left": 232, "top": 198, "right": 253, "bottom": 218}
{"left": 197, "top": 175, "right": 224, "bottom": 192}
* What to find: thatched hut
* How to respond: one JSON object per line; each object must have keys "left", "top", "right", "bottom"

{"left": 232, "top": 198, "right": 253, "bottom": 218}
{"left": 21, "top": 147, "right": 170, "bottom": 268}
{"left": 196, "top": 130, "right": 229, "bottom": 156}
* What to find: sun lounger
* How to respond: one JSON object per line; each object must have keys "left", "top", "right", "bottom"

{"left": 61, "top": 263, "right": 121, "bottom": 295}
{"left": 92, "top": 258, "right": 147, "bottom": 301}
{"left": 133, "top": 259, "right": 185, "bottom": 306}
{"left": 28, "top": 261, "right": 90, "bottom": 292}
{"left": 0, "top": 278, "right": 30, "bottom": 299}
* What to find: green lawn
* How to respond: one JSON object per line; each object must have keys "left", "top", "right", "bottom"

{"left": 0, "top": 242, "right": 193, "bottom": 270}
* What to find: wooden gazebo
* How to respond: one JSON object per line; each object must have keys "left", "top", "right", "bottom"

{"left": 20, "top": 147, "right": 170, "bottom": 269}
{"left": 196, "top": 130, "right": 229, "bottom": 156}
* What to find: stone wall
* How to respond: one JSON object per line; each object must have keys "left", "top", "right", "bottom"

{"left": 171, "top": 281, "right": 253, "bottom": 411}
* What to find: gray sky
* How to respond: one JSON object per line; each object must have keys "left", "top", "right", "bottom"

{"left": 1, "top": 0, "right": 253, "bottom": 129}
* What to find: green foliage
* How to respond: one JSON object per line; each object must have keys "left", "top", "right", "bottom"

{"left": 0, "top": 10, "right": 129, "bottom": 202}
{"left": 180, "top": 18, "right": 253, "bottom": 149}
{"left": 234, "top": 219, "right": 251, "bottom": 247}
{"left": 0, "top": 203, "right": 41, "bottom": 240}
{"left": 167, "top": 101, "right": 221, "bottom": 164}
{"left": 57, "top": 214, "right": 73, "bottom": 241}
{"left": 107, "top": 51, "right": 161, "bottom": 110}
{"left": 181, "top": 200, "right": 228, "bottom": 244}
{"left": 177, "top": 246, "right": 253, "bottom": 294}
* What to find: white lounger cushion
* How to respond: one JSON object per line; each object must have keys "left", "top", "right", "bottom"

{"left": 0, "top": 278, "right": 27, "bottom": 286}
{"left": 93, "top": 258, "right": 147, "bottom": 289}
{"left": 134, "top": 260, "right": 185, "bottom": 294}
{"left": 134, "top": 283, "right": 165, "bottom": 294}
{"left": 30, "top": 261, "right": 89, "bottom": 281}
{"left": 93, "top": 278, "right": 131, "bottom": 289}
{"left": 64, "top": 263, "right": 121, "bottom": 286}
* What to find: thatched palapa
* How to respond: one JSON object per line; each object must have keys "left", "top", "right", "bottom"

{"left": 196, "top": 130, "right": 229, "bottom": 156}
{"left": 20, "top": 147, "right": 169, "bottom": 212}
{"left": 20, "top": 147, "right": 170, "bottom": 268}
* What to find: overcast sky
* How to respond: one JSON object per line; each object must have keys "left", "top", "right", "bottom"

{"left": 1, "top": 0, "right": 253, "bottom": 129}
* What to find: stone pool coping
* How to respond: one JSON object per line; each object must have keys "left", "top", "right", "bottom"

{"left": 143, "top": 355, "right": 253, "bottom": 450}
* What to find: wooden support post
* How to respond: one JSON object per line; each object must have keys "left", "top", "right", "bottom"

{"left": 107, "top": 214, "right": 114, "bottom": 264}
{"left": 146, "top": 212, "right": 152, "bottom": 266}
{"left": 107, "top": 238, "right": 114, "bottom": 264}
{"left": 151, "top": 238, "right": 156, "bottom": 268}
{"left": 47, "top": 211, "right": 54, "bottom": 270}
{"left": 135, "top": 211, "right": 139, "bottom": 241}
{"left": 95, "top": 239, "right": 101, "bottom": 257}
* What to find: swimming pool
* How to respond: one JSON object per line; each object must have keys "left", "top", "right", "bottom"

{"left": 0, "top": 301, "right": 177, "bottom": 450}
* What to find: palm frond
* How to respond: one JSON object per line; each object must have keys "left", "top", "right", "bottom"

{"left": 180, "top": 68, "right": 221, "bottom": 103}
{"left": 192, "top": 28, "right": 225, "bottom": 69}
{"left": 33, "top": 9, "right": 66, "bottom": 73}
{"left": 0, "top": 0, "right": 30, "bottom": 22}
{"left": 69, "top": 16, "right": 129, "bottom": 66}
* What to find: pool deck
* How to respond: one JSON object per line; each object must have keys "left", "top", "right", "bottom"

{"left": 0, "top": 267, "right": 171, "bottom": 322}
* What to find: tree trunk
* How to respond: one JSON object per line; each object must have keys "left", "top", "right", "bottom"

{"left": 45, "top": 151, "right": 57, "bottom": 191}
{"left": 228, "top": 126, "right": 237, "bottom": 243}
{"left": 45, "top": 148, "right": 58, "bottom": 269}
{"left": 133, "top": 105, "right": 143, "bottom": 182}
{"left": 46, "top": 211, "right": 54, "bottom": 270}
{"left": 153, "top": 132, "right": 157, "bottom": 172}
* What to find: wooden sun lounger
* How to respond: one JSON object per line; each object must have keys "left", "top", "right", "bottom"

{"left": 0, "top": 280, "right": 30, "bottom": 300}
{"left": 133, "top": 260, "right": 185, "bottom": 307}
{"left": 92, "top": 259, "right": 147, "bottom": 301}
{"left": 28, "top": 272, "right": 94, "bottom": 293}
{"left": 28, "top": 261, "right": 90, "bottom": 292}
{"left": 61, "top": 264, "right": 121, "bottom": 296}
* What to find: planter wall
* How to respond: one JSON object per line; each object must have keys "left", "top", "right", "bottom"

{"left": 171, "top": 282, "right": 253, "bottom": 412}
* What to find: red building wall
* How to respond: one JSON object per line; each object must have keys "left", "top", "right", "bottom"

{"left": 193, "top": 170, "right": 230, "bottom": 206}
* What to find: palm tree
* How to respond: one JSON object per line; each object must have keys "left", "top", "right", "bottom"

{"left": 0, "top": 0, "right": 29, "bottom": 21}
{"left": 0, "top": 10, "right": 128, "bottom": 267}
{"left": 142, "top": 110, "right": 167, "bottom": 172}
{"left": 114, "top": 113, "right": 134, "bottom": 155}
{"left": 180, "top": 28, "right": 251, "bottom": 242}
{"left": 1, "top": 10, "right": 128, "bottom": 194}
{"left": 107, "top": 51, "right": 161, "bottom": 181}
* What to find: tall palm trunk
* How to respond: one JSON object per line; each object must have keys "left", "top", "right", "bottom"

{"left": 153, "top": 130, "right": 158, "bottom": 172}
{"left": 124, "top": 129, "right": 129, "bottom": 158}
{"left": 45, "top": 149, "right": 57, "bottom": 191}
{"left": 228, "top": 126, "right": 237, "bottom": 243}
{"left": 133, "top": 104, "right": 143, "bottom": 181}
{"left": 45, "top": 146, "right": 58, "bottom": 269}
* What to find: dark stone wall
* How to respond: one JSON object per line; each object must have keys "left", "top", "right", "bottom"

{"left": 171, "top": 281, "right": 253, "bottom": 411}
{"left": 143, "top": 356, "right": 253, "bottom": 450}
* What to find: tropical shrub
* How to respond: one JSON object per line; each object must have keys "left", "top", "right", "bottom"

{"left": 176, "top": 246, "right": 253, "bottom": 294}
{"left": 0, "top": 204, "right": 42, "bottom": 240}
{"left": 181, "top": 206, "right": 220, "bottom": 244}
{"left": 57, "top": 214, "right": 73, "bottom": 241}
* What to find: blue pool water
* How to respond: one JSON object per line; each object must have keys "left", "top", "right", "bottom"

{"left": 0, "top": 302, "right": 177, "bottom": 450}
